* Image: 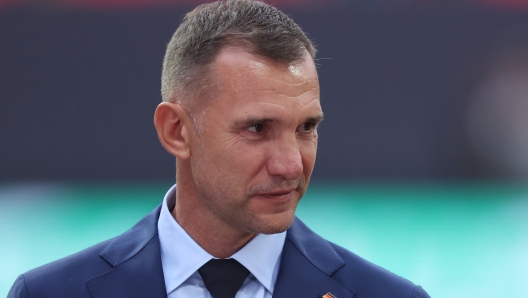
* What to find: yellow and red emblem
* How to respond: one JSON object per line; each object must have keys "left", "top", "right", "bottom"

{"left": 322, "top": 293, "right": 337, "bottom": 298}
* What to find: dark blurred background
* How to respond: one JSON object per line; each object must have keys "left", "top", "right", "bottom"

{"left": 2, "top": 1, "right": 528, "bottom": 297}
{"left": 2, "top": 0, "right": 528, "bottom": 181}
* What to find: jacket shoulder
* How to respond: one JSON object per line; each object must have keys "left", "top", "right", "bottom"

{"left": 8, "top": 205, "right": 163, "bottom": 298}
{"left": 8, "top": 239, "right": 114, "bottom": 298}
{"left": 286, "top": 217, "right": 430, "bottom": 297}
{"left": 329, "top": 242, "right": 430, "bottom": 298}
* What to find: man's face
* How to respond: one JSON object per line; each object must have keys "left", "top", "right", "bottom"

{"left": 188, "top": 46, "right": 322, "bottom": 235}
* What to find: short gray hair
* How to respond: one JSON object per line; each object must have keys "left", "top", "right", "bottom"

{"left": 161, "top": 0, "right": 316, "bottom": 109}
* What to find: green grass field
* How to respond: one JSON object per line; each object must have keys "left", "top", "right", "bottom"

{"left": 1, "top": 181, "right": 527, "bottom": 297}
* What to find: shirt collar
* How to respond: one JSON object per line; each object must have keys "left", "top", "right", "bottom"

{"left": 158, "top": 185, "right": 213, "bottom": 294}
{"left": 157, "top": 185, "right": 286, "bottom": 295}
{"left": 231, "top": 229, "right": 285, "bottom": 293}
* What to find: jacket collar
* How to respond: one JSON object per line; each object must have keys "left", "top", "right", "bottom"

{"left": 273, "top": 217, "right": 356, "bottom": 298}
{"left": 86, "top": 205, "right": 167, "bottom": 298}
{"left": 85, "top": 205, "right": 355, "bottom": 298}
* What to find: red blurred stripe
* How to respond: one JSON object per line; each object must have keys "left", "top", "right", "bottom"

{"left": 0, "top": 0, "right": 21, "bottom": 8}
{"left": 52, "top": 0, "right": 204, "bottom": 9}
{"left": 0, "top": 0, "right": 335, "bottom": 10}
{"left": 467, "top": 0, "right": 528, "bottom": 8}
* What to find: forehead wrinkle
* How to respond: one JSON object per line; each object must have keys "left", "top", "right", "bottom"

{"left": 234, "top": 80, "right": 319, "bottom": 99}
{"left": 298, "top": 96, "right": 321, "bottom": 107}
{"left": 249, "top": 97, "right": 320, "bottom": 110}
{"left": 242, "top": 90, "right": 318, "bottom": 101}
{"left": 255, "top": 77, "right": 318, "bottom": 87}
{"left": 245, "top": 64, "right": 319, "bottom": 82}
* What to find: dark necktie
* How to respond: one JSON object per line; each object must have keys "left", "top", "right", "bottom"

{"left": 198, "top": 259, "right": 250, "bottom": 298}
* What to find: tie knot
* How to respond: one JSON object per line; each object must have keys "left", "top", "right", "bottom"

{"left": 198, "top": 259, "right": 250, "bottom": 298}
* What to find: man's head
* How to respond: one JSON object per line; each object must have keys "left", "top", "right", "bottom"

{"left": 155, "top": 0, "right": 322, "bottom": 240}
{"left": 161, "top": 0, "right": 316, "bottom": 112}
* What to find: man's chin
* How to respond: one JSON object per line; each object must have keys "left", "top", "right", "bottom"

{"left": 251, "top": 213, "right": 296, "bottom": 235}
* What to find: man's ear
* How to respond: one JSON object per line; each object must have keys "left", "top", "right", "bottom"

{"left": 154, "top": 102, "right": 193, "bottom": 159}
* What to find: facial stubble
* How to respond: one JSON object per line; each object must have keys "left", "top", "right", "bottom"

{"left": 191, "top": 141, "right": 303, "bottom": 235}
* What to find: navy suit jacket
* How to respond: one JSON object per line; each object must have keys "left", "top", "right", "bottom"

{"left": 8, "top": 205, "right": 430, "bottom": 298}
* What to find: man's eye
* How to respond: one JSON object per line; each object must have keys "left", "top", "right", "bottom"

{"left": 299, "top": 123, "right": 317, "bottom": 132}
{"left": 247, "top": 124, "right": 265, "bottom": 133}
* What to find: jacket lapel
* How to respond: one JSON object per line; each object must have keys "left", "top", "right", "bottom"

{"left": 84, "top": 206, "right": 355, "bottom": 298}
{"left": 86, "top": 206, "right": 167, "bottom": 298}
{"left": 273, "top": 218, "right": 356, "bottom": 298}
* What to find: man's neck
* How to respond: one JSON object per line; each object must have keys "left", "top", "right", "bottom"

{"left": 172, "top": 205, "right": 256, "bottom": 258}
{"left": 172, "top": 180, "right": 256, "bottom": 258}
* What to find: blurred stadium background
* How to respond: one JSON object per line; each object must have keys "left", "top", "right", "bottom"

{"left": 1, "top": 0, "right": 528, "bottom": 297}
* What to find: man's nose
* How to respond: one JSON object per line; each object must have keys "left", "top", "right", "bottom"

{"left": 266, "top": 137, "right": 303, "bottom": 180}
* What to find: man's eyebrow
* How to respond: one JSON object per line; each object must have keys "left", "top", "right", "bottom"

{"left": 306, "top": 114, "right": 324, "bottom": 124}
{"left": 234, "top": 114, "right": 325, "bottom": 126}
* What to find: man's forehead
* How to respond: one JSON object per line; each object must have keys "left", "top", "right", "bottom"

{"left": 197, "top": 45, "right": 321, "bottom": 125}
{"left": 206, "top": 48, "right": 319, "bottom": 107}
{"left": 212, "top": 46, "right": 318, "bottom": 83}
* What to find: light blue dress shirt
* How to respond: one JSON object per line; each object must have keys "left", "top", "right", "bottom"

{"left": 158, "top": 185, "right": 287, "bottom": 298}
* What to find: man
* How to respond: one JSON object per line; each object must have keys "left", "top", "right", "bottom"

{"left": 8, "top": 0, "right": 430, "bottom": 297}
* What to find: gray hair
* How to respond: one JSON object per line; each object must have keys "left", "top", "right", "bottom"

{"left": 160, "top": 0, "right": 316, "bottom": 110}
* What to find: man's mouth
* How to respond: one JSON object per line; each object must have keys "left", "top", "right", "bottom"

{"left": 265, "top": 189, "right": 295, "bottom": 195}
{"left": 257, "top": 188, "right": 296, "bottom": 199}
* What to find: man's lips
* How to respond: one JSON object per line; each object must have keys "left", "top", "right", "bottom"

{"left": 259, "top": 188, "right": 295, "bottom": 196}
{"left": 256, "top": 189, "right": 296, "bottom": 197}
